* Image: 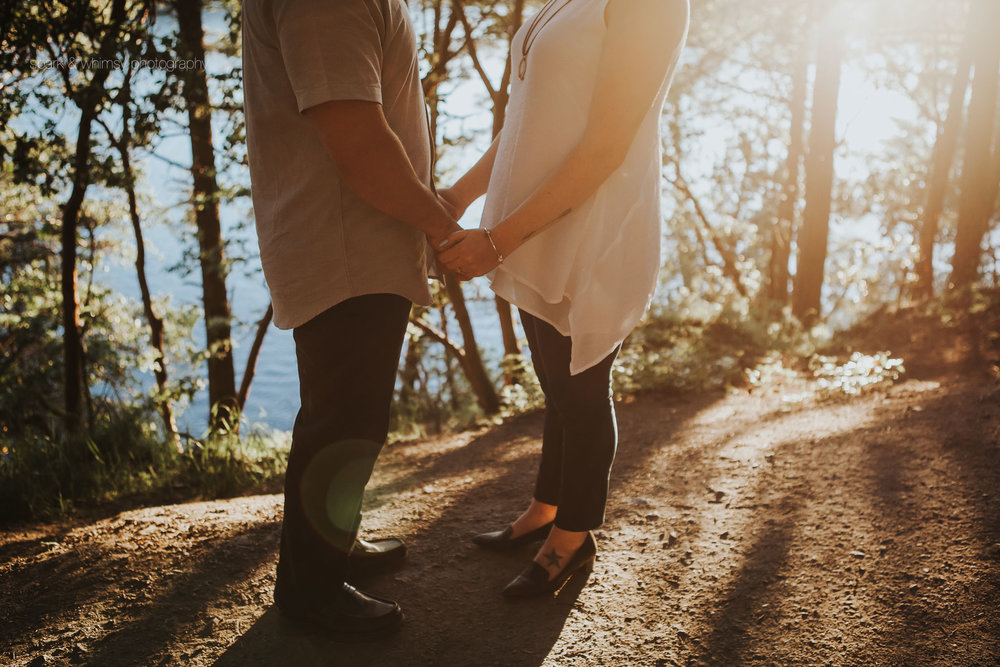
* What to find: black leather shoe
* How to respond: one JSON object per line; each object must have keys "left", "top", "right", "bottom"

{"left": 348, "top": 537, "right": 407, "bottom": 576}
{"left": 277, "top": 582, "right": 403, "bottom": 638}
{"left": 472, "top": 521, "right": 554, "bottom": 551}
{"left": 502, "top": 532, "right": 596, "bottom": 598}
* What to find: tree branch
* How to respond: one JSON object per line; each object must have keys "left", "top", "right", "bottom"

{"left": 670, "top": 164, "right": 749, "bottom": 297}
{"left": 455, "top": 0, "right": 499, "bottom": 103}
{"left": 410, "top": 315, "right": 466, "bottom": 362}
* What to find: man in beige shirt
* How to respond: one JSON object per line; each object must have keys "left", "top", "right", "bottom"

{"left": 242, "top": 0, "right": 458, "bottom": 637}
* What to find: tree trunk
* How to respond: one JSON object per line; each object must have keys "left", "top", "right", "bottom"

{"left": 398, "top": 328, "right": 421, "bottom": 408}
{"left": 494, "top": 0, "right": 526, "bottom": 376}
{"left": 173, "top": 0, "right": 237, "bottom": 429}
{"left": 494, "top": 297, "right": 521, "bottom": 371}
{"left": 460, "top": 0, "right": 526, "bottom": 376}
{"left": 419, "top": 1, "right": 500, "bottom": 413}
{"left": 950, "top": 0, "right": 1000, "bottom": 290}
{"left": 439, "top": 303, "right": 461, "bottom": 412}
{"left": 444, "top": 276, "right": 500, "bottom": 414}
{"left": 60, "top": 0, "right": 128, "bottom": 433}
{"left": 916, "top": 45, "right": 973, "bottom": 298}
{"left": 768, "top": 2, "right": 811, "bottom": 305}
{"left": 237, "top": 303, "right": 273, "bottom": 415}
{"left": 61, "top": 104, "right": 92, "bottom": 434}
{"left": 792, "top": 21, "right": 845, "bottom": 324}
{"left": 113, "top": 77, "right": 180, "bottom": 447}
{"left": 489, "top": 78, "right": 522, "bottom": 381}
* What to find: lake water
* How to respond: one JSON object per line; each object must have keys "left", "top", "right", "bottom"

{"left": 102, "top": 195, "right": 513, "bottom": 434}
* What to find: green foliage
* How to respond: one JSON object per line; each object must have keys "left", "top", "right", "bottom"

{"left": 809, "top": 351, "right": 905, "bottom": 397}
{"left": 497, "top": 353, "right": 544, "bottom": 417}
{"left": 0, "top": 228, "right": 63, "bottom": 435}
{"left": 0, "top": 177, "right": 287, "bottom": 523}
{"left": 0, "top": 406, "right": 288, "bottom": 522}
{"left": 611, "top": 287, "right": 928, "bottom": 403}
{"left": 1, "top": 402, "right": 173, "bottom": 520}
{"left": 179, "top": 421, "right": 288, "bottom": 500}
{"left": 614, "top": 296, "right": 814, "bottom": 395}
{"left": 392, "top": 300, "right": 486, "bottom": 437}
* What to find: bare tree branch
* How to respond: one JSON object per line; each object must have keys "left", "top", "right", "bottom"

{"left": 237, "top": 302, "right": 273, "bottom": 414}
{"left": 410, "top": 315, "right": 466, "bottom": 362}
{"left": 670, "top": 164, "right": 749, "bottom": 297}
{"left": 455, "top": 0, "right": 499, "bottom": 103}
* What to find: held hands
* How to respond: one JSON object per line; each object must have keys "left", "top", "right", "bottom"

{"left": 437, "top": 229, "right": 501, "bottom": 281}
{"left": 432, "top": 183, "right": 502, "bottom": 281}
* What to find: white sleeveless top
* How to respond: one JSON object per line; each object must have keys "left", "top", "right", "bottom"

{"left": 480, "top": 0, "right": 684, "bottom": 374}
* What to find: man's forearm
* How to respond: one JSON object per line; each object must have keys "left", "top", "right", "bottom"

{"left": 339, "top": 126, "right": 457, "bottom": 241}
{"left": 306, "top": 100, "right": 459, "bottom": 242}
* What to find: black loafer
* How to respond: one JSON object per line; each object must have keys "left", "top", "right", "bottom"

{"left": 502, "top": 532, "right": 596, "bottom": 598}
{"left": 472, "top": 521, "right": 554, "bottom": 551}
{"left": 277, "top": 582, "right": 403, "bottom": 638}
{"left": 349, "top": 537, "right": 407, "bottom": 576}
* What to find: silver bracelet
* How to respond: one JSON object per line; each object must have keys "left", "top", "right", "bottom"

{"left": 484, "top": 228, "right": 504, "bottom": 264}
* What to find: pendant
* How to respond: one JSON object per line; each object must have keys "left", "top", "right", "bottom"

{"left": 518, "top": 56, "right": 527, "bottom": 80}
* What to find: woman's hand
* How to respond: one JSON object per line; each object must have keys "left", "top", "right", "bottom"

{"left": 437, "top": 229, "right": 501, "bottom": 280}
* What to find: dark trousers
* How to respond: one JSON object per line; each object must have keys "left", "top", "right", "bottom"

{"left": 275, "top": 293, "right": 411, "bottom": 608}
{"left": 519, "top": 309, "right": 620, "bottom": 532}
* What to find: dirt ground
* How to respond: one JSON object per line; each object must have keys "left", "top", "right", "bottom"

{"left": 2, "top": 315, "right": 1000, "bottom": 666}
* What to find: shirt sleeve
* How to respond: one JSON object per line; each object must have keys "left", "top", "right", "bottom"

{"left": 272, "top": 0, "right": 384, "bottom": 112}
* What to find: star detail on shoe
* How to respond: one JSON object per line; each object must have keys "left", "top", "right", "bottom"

{"left": 542, "top": 549, "right": 563, "bottom": 569}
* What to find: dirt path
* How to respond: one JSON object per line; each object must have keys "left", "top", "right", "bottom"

{"left": 3, "top": 330, "right": 1000, "bottom": 665}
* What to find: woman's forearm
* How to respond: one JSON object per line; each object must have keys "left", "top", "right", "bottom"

{"left": 490, "top": 139, "right": 626, "bottom": 259}
{"left": 449, "top": 134, "right": 502, "bottom": 210}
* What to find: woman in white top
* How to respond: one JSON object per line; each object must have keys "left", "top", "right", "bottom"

{"left": 438, "top": 0, "right": 688, "bottom": 597}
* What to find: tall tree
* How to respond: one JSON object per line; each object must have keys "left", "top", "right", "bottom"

{"left": 99, "top": 70, "right": 180, "bottom": 446}
{"left": 417, "top": 0, "right": 501, "bottom": 414}
{"left": 55, "top": 0, "right": 130, "bottom": 431}
{"left": 915, "top": 42, "right": 972, "bottom": 298}
{"left": 792, "top": 12, "right": 845, "bottom": 323}
{"left": 443, "top": 276, "right": 501, "bottom": 414}
{"left": 768, "top": 1, "right": 812, "bottom": 305}
{"left": 173, "top": 0, "right": 238, "bottom": 428}
{"left": 949, "top": 0, "right": 1000, "bottom": 290}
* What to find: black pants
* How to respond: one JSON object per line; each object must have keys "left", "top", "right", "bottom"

{"left": 275, "top": 293, "right": 411, "bottom": 608}
{"left": 519, "top": 309, "right": 620, "bottom": 532}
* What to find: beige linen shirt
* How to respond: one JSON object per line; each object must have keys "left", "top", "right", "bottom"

{"left": 242, "top": 0, "right": 433, "bottom": 330}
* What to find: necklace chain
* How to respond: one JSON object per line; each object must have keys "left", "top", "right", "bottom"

{"left": 519, "top": 0, "right": 574, "bottom": 80}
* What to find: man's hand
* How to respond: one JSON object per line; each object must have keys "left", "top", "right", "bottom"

{"left": 428, "top": 192, "right": 461, "bottom": 250}
{"left": 437, "top": 229, "right": 500, "bottom": 281}
{"left": 428, "top": 213, "right": 461, "bottom": 252}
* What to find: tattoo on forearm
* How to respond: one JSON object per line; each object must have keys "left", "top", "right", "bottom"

{"left": 521, "top": 209, "right": 572, "bottom": 242}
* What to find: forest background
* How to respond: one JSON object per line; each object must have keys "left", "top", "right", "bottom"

{"left": 2, "top": 0, "right": 998, "bottom": 522}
